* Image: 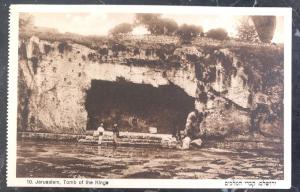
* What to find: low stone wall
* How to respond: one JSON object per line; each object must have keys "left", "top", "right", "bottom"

{"left": 18, "top": 131, "right": 282, "bottom": 150}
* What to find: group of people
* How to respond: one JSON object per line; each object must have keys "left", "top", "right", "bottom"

{"left": 95, "top": 122, "right": 120, "bottom": 146}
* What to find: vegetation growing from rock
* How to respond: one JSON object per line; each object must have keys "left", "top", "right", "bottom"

{"left": 58, "top": 42, "right": 72, "bottom": 54}
{"left": 30, "top": 57, "right": 39, "bottom": 74}
{"left": 20, "top": 28, "right": 107, "bottom": 50}
{"left": 43, "top": 44, "right": 52, "bottom": 55}
{"left": 87, "top": 52, "right": 97, "bottom": 62}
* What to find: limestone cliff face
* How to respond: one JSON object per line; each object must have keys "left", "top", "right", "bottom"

{"left": 18, "top": 35, "right": 284, "bottom": 137}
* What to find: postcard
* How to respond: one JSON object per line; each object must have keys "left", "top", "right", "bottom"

{"left": 7, "top": 5, "right": 292, "bottom": 189}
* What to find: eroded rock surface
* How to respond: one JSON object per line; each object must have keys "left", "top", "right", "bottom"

{"left": 18, "top": 34, "right": 284, "bottom": 138}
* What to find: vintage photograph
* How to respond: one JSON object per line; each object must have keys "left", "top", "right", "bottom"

{"left": 7, "top": 5, "right": 291, "bottom": 188}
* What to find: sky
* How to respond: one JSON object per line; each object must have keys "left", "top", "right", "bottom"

{"left": 25, "top": 12, "right": 284, "bottom": 43}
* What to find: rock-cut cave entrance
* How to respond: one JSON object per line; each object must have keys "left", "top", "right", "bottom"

{"left": 85, "top": 79, "right": 195, "bottom": 134}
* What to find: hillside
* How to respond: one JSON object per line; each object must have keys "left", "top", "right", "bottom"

{"left": 17, "top": 28, "right": 284, "bottom": 139}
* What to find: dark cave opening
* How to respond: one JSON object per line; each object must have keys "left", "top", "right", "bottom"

{"left": 85, "top": 79, "right": 195, "bottom": 134}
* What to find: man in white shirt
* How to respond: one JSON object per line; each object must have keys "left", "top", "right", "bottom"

{"left": 97, "top": 123, "right": 105, "bottom": 144}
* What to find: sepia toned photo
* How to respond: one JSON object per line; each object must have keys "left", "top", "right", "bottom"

{"left": 7, "top": 5, "right": 292, "bottom": 188}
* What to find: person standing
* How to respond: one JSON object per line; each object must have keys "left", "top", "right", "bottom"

{"left": 112, "top": 123, "right": 120, "bottom": 147}
{"left": 130, "top": 115, "right": 138, "bottom": 131}
{"left": 97, "top": 123, "right": 105, "bottom": 145}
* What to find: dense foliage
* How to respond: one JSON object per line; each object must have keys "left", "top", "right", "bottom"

{"left": 177, "top": 24, "right": 204, "bottom": 43}
{"left": 206, "top": 28, "right": 229, "bottom": 41}
{"left": 135, "top": 13, "right": 178, "bottom": 35}
{"left": 110, "top": 23, "right": 133, "bottom": 36}
{"left": 237, "top": 17, "right": 260, "bottom": 42}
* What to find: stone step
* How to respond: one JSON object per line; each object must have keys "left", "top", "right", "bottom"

{"left": 81, "top": 138, "right": 162, "bottom": 145}
{"left": 78, "top": 138, "right": 164, "bottom": 147}
{"left": 87, "top": 131, "right": 169, "bottom": 141}
{"left": 18, "top": 131, "right": 177, "bottom": 148}
{"left": 84, "top": 136, "right": 162, "bottom": 143}
{"left": 79, "top": 131, "right": 177, "bottom": 148}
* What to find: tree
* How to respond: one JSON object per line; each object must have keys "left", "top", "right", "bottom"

{"left": 134, "top": 13, "right": 178, "bottom": 35}
{"left": 206, "top": 28, "right": 228, "bottom": 41}
{"left": 135, "top": 13, "right": 161, "bottom": 34}
{"left": 237, "top": 17, "right": 260, "bottom": 42}
{"left": 160, "top": 18, "right": 178, "bottom": 35}
{"left": 251, "top": 16, "right": 276, "bottom": 43}
{"left": 110, "top": 23, "right": 133, "bottom": 36}
{"left": 135, "top": 13, "right": 162, "bottom": 25}
{"left": 176, "top": 24, "right": 203, "bottom": 43}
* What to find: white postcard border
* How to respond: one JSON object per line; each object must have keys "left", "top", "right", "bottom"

{"left": 7, "top": 5, "right": 292, "bottom": 189}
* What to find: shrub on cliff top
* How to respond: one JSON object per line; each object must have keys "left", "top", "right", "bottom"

{"left": 206, "top": 28, "right": 229, "bottom": 41}
{"left": 135, "top": 13, "right": 178, "bottom": 35}
{"left": 176, "top": 24, "right": 203, "bottom": 44}
{"left": 160, "top": 18, "right": 178, "bottom": 35}
{"left": 110, "top": 23, "right": 133, "bottom": 36}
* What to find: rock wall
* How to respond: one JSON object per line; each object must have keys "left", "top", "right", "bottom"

{"left": 17, "top": 35, "right": 284, "bottom": 137}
